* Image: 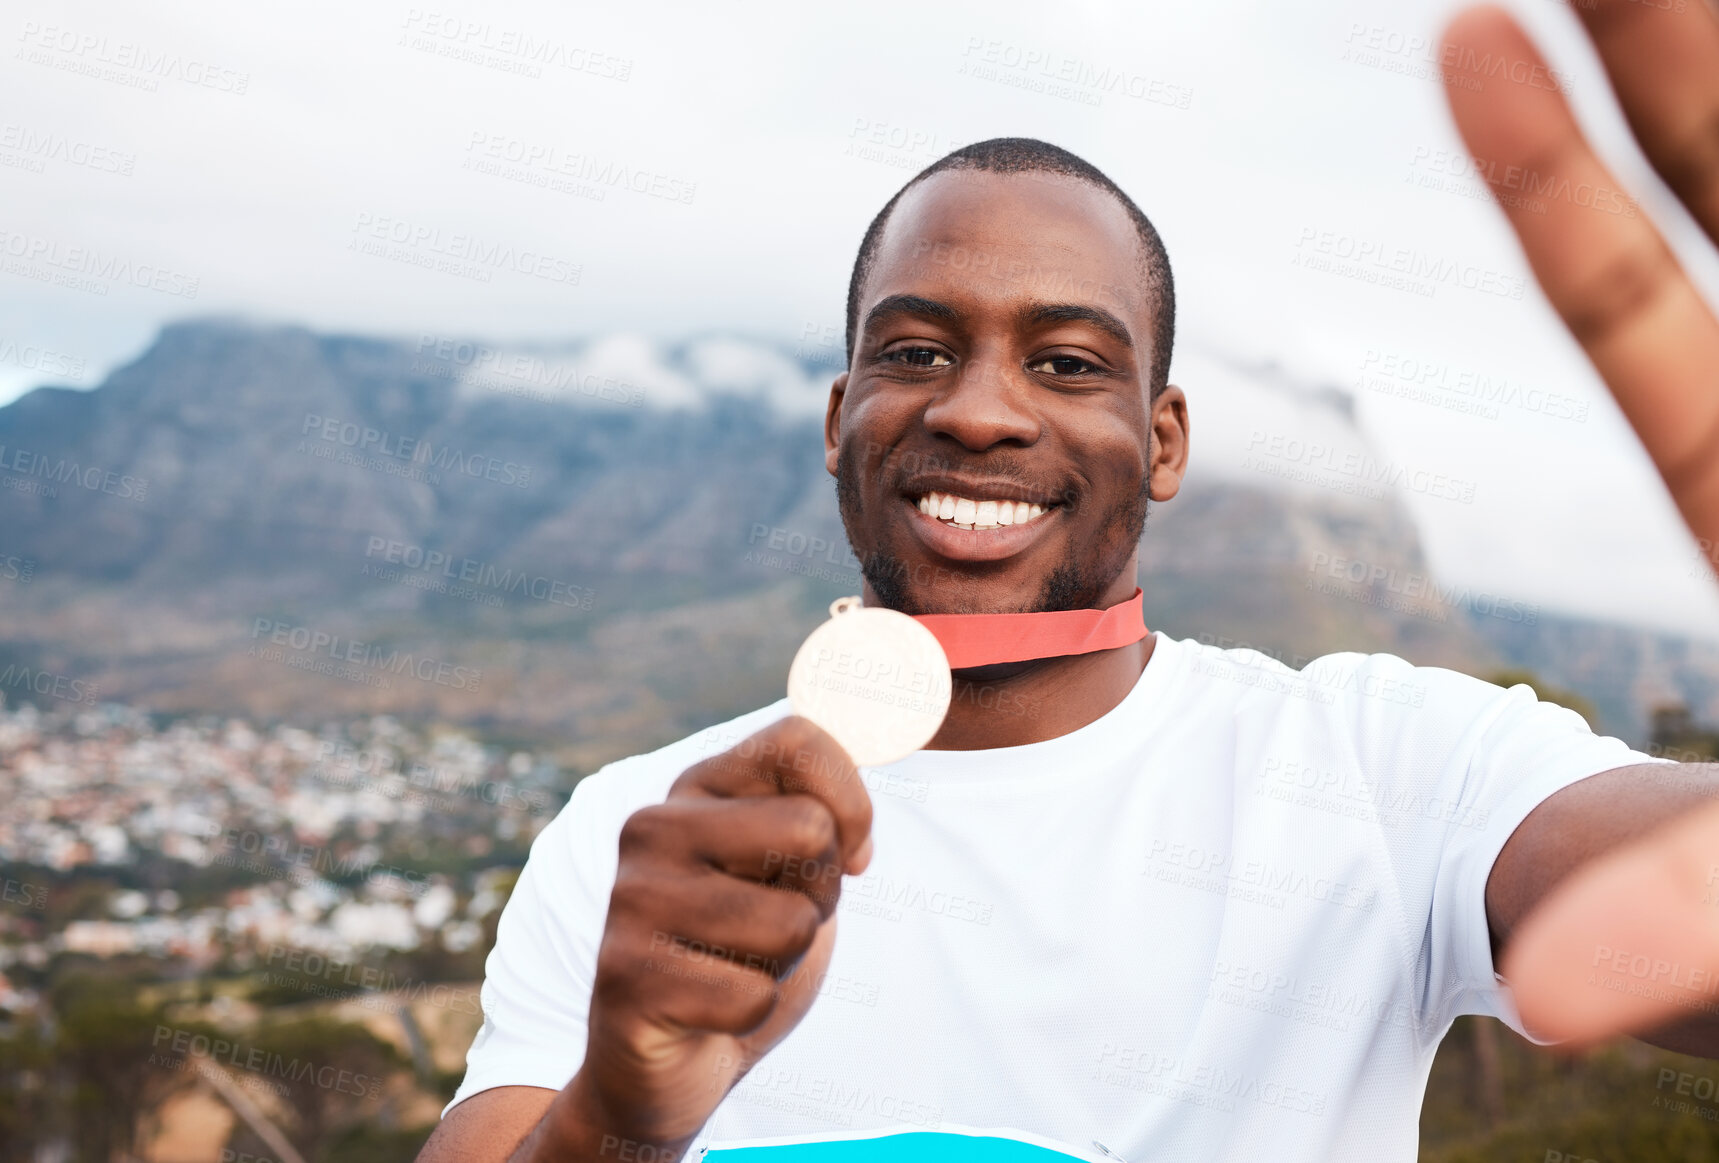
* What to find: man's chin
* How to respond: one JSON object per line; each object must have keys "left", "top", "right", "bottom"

{"left": 859, "top": 549, "right": 1095, "bottom": 618}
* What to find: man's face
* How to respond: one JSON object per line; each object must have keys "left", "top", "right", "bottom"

{"left": 827, "top": 169, "right": 1188, "bottom": 616}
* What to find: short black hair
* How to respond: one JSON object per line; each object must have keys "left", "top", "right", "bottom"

{"left": 843, "top": 136, "right": 1175, "bottom": 396}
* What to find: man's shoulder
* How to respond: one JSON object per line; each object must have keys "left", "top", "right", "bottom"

{"left": 1170, "top": 631, "right": 1393, "bottom": 675}
{"left": 1164, "top": 632, "right": 1500, "bottom": 716}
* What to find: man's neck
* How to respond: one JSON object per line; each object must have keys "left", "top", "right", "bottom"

{"left": 909, "top": 570, "right": 1153, "bottom": 750}
{"left": 925, "top": 633, "right": 1152, "bottom": 750}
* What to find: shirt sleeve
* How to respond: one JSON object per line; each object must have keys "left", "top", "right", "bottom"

{"left": 442, "top": 761, "right": 637, "bottom": 1116}
{"left": 1338, "top": 656, "right": 1666, "bottom": 1044}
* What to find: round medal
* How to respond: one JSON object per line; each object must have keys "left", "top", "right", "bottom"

{"left": 787, "top": 597, "right": 952, "bottom": 766}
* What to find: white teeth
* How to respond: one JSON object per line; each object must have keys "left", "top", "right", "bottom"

{"left": 916, "top": 492, "right": 1050, "bottom": 530}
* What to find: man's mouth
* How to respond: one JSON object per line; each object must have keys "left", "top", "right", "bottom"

{"left": 915, "top": 490, "right": 1050, "bottom": 531}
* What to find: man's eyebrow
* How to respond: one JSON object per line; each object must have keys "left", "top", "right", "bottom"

{"left": 862, "top": 294, "right": 961, "bottom": 335}
{"left": 1019, "top": 301, "right": 1134, "bottom": 350}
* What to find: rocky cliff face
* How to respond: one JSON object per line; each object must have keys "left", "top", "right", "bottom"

{"left": 0, "top": 321, "right": 832, "bottom": 597}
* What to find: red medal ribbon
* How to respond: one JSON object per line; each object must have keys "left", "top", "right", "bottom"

{"left": 911, "top": 588, "right": 1149, "bottom": 669}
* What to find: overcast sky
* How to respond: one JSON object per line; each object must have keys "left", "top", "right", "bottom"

{"left": 6, "top": 0, "right": 1719, "bottom": 637}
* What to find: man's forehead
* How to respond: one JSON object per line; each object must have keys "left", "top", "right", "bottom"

{"left": 866, "top": 169, "right": 1149, "bottom": 322}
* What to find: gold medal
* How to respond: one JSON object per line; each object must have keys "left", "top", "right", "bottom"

{"left": 787, "top": 597, "right": 952, "bottom": 766}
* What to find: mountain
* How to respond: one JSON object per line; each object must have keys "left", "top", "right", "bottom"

{"left": 0, "top": 319, "right": 1709, "bottom": 765}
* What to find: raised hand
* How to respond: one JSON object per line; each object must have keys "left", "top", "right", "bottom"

{"left": 1442, "top": 1, "right": 1719, "bottom": 1046}
{"left": 1444, "top": 2, "right": 1719, "bottom": 545}
{"left": 524, "top": 716, "right": 872, "bottom": 1160}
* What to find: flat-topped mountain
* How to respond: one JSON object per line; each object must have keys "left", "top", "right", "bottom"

{"left": 0, "top": 319, "right": 1708, "bottom": 763}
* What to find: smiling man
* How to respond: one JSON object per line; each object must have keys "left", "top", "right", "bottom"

{"left": 419, "top": 4, "right": 1719, "bottom": 1160}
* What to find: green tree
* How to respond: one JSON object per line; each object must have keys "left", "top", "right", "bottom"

{"left": 51, "top": 977, "right": 197, "bottom": 1162}
{"left": 242, "top": 1015, "right": 404, "bottom": 1158}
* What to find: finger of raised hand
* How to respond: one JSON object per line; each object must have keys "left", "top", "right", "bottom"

{"left": 621, "top": 796, "right": 848, "bottom": 916}
{"left": 608, "top": 866, "right": 824, "bottom": 989}
{"left": 1572, "top": 0, "right": 1719, "bottom": 245}
{"left": 1501, "top": 795, "right": 1719, "bottom": 1046}
{"left": 1442, "top": 6, "right": 1719, "bottom": 545}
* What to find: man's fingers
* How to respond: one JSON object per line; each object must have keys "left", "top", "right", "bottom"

{"left": 674, "top": 716, "right": 873, "bottom": 876}
{"left": 1442, "top": 5, "right": 1719, "bottom": 545}
{"left": 1574, "top": 0, "right": 1719, "bottom": 245}
{"left": 623, "top": 796, "right": 849, "bottom": 915}
{"left": 1501, "top": 797, "right": 1719, "bottom": 1046}
{"left": 613, "top": 868, "right": 825, "bottom": 980}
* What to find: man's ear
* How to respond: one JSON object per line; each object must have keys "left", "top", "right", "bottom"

{"left": 1147, "top": 383, "right": 1189, "bottom": 503}
{"left": 824, "top": 372, "right": 848, "bottom": 477}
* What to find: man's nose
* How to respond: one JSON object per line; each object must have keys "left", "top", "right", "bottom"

{"left": 920, "top": 353, "right": 1041, "bottom": 452}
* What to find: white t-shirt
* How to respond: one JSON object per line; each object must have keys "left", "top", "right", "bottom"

{"left": 448, "top": 633, "right": 1658, "bottom": 1161}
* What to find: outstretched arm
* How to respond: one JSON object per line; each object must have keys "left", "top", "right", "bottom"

{"left": 1445, "top": 0, "right": 1719, "bottom": 1049}
{"left": 1486, "top": 761, "right": 1719, "bottom": 1053}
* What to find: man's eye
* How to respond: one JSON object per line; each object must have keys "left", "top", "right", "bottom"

{"left": 886, "top": 347, "right": 952, "bottom": 368}
{"left": 1028, "top": 355, "right": 1096, "bottom": 376}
